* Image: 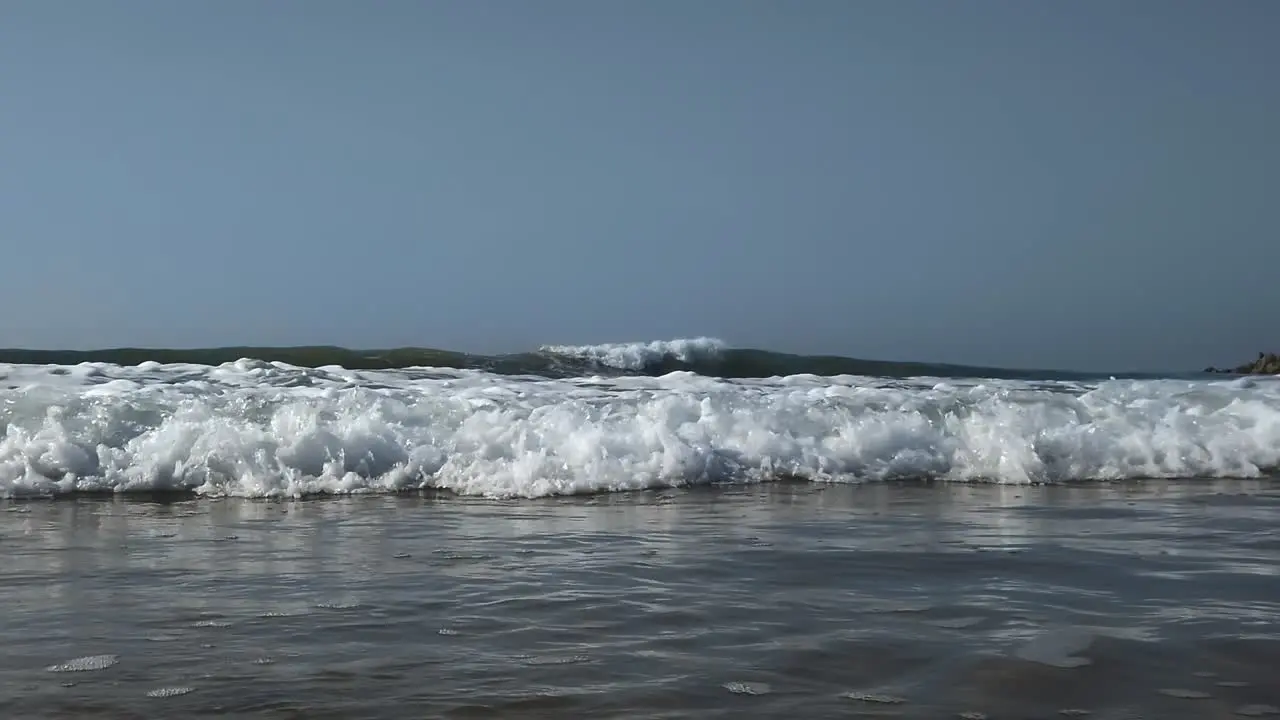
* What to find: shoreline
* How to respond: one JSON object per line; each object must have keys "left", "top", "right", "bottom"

{"left": 3, "top": 475, "right": 1276, "bottom": 504}
{"left": 1205, "top": 352, "right": 1280, "bottom": 375}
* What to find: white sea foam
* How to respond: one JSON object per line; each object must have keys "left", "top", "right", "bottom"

{"left": 538, "top": 337, "right": 725, "bottom": 369}
{"left": 1, "top": 361, "right": 1279, "bottom": 498}
{"left": 45, "top": 654, "right": 119, "bottom": 672}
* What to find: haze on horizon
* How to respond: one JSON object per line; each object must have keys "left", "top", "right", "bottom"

{"left": 1, "top": 1, "right": 1276, "bottom": 373}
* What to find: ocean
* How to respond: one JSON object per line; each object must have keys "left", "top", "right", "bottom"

{"left": 1, "top": 338, "right": 1277, "bottom": 718}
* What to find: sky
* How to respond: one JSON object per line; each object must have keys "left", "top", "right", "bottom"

{"left": 1, "top": 1, "right": 1276, "bottom": 372}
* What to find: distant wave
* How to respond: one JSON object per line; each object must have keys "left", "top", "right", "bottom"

{"left": 539, "top": 337, "right": 728, "bottom": 371}
{"left": 0, "top": 337, "right": 1190, "bottom": 381}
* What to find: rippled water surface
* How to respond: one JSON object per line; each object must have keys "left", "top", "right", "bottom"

{"left": 2, "top": 480, "right": 1278, "bottom": 718}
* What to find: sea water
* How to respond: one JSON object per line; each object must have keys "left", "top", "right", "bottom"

{"left": 2, "top": 484, "right": 1278, "bottom": 718}
{"left": 1, "top": 339, "right": 1277, "bottom": 717}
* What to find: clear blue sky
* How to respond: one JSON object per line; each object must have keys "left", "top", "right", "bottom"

{"left": 1, "top": 1, "right": 1276, "bottom": 372}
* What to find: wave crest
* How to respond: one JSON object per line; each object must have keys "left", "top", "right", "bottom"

{"left": 538, "top": 337, "right": 726, "bottom": 371}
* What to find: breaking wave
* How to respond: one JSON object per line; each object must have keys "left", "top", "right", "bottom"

{"left": 1, "top": 345, "right": 1276, "bottom": 499}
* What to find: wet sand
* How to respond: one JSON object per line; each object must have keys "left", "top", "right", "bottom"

{"left": 1, "top": 479, "right": 1278, "bottom": 718}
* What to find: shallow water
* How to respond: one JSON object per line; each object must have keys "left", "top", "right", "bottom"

{"left": 2, "top": 480, "right": 1278, "bottom": 718}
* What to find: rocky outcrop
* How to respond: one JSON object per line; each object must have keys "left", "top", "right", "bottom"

{"left": 1204, "top": 352, "right": 1280, "bottom": 375}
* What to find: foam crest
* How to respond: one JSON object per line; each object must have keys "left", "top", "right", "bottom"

{"left": 538, "top": 337, "right": 726, "bottom": 370}
{"left": 2, "top": 362, "right": 1279, "bottom": 498}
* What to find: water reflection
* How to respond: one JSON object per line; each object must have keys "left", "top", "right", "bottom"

{"left": 0, "top": 479, "right": 1277, "bottom": 718}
